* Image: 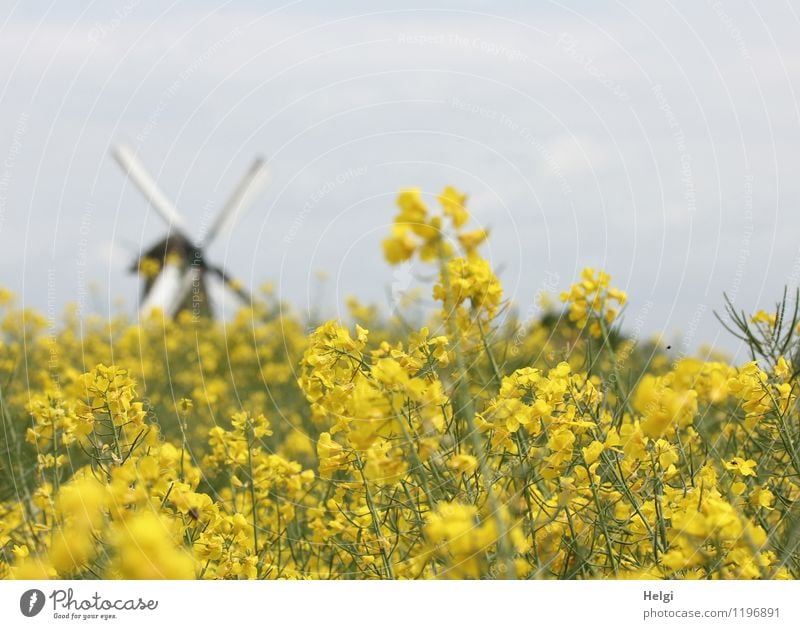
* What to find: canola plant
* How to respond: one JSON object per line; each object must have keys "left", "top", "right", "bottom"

{"left": 0, "top": 188, "right": 798, "bottom": 579}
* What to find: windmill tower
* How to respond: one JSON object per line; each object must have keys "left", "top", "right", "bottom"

{"left": 112, "top": 144, "right": 268, "bottom": 319}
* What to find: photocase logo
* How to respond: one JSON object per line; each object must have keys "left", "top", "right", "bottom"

{"left": 20, "top": 589, "right": 45, "bottom": 617}
{"left": 15, "top": 587, "right": 159, "bottom": 621}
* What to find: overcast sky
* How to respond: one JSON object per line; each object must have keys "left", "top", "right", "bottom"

{"left": 2, "top": 1, "right": 800, "bottom": 358}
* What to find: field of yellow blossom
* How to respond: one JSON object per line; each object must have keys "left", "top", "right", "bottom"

{"left": 1, "top": 187, "right": 798, "bottom": 580}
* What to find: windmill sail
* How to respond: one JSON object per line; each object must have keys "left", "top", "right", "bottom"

{"left": 140, "top": 263, "right": 183, "bottom": 315}
{"left": 200, "top": 157, "right": 268, "bottom": 247}
{"left": 112, "top": 144, "right": 190, "bottom": 234}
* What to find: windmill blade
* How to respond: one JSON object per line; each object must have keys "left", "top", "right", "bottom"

{"left": 139, "top": 264, "right": 184, "bottom": 316}
{"left": 207, "top": 274, "right": 230, "bottom": 318}
{"left": 207, "top": 264, "right": 252, "bottom": 305}
{"left": 111, "top": 144, "right": 191, "bottom": 236}
{"left": 200, "top": 157, "right": 269, "bottom": 247}
{"left": 167, "top": 264, "right": 207, "bottom": 318}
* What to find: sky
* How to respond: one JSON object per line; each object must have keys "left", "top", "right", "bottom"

{"left": 1, "top": 1, "right": 800, "bottom": 359}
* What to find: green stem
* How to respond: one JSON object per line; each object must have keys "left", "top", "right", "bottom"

{"left": 244, "top": 420, "right": 260, "bottom": 567}
{"left": 356, "top": 454, "right": 395, "bottom": 579}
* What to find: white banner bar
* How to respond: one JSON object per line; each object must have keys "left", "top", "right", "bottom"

{"left": 1, "top": 580, "right": 798, "bottom": 628}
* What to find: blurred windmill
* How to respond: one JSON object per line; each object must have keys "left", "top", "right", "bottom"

{"left": 112, "top": 144, "right": 268, "bottom": 319}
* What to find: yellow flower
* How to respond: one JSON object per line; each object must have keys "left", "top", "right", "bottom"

{"left": 723, "top": 457, "right": 757, "bottom": 477}
{"left": 433, "top": 257, "right": 503, "bottom": 319}
{"left": 138, "top": 257, "right": 161, "bottom": 278}
{"left": 581, "top": 441, "right": 604, "bottom": 465}
{"left": 111, "top": 512, "right": 195, "bottom": 579}
{"left": 447, "top": 454, "right": 478, "bottom": 477}
{"left": 382, "top": 224, "right": 417, "bottom": 265}
{"left": 560, "top": 267, "right": 626, "bottom": 337}
{"left": 775, "top": 356, "right": 791, "bottom": 380}
{"left": 457, "top": 228, "right": 489, "bottom": 254}
{"left": 50, "top": 528, "right": 96, "bottom": 575}
{"left": 316, "top": 432, "right": 349, "bottom": 479}
{"left": 750, "top": 310, "right": 777, "bottom": 326}
{"left": 653, "top": 439, "right": 678, "bottom": 469}
{"left": 424, "top": 502, "right": 498, "bottom": 578}
{"left": 438, "top": 186, "right": 469, "bottom": 228}
{"left": 749, "top": 486, "right": 774, "bottom": 510}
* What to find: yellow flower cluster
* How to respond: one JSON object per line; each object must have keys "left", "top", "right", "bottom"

{"left": 560, "top": 267, "right": 627, "bottom": 337}
{"left": 0, "top": 187, "right": 798, "bottom": 580}
{"left": 434, "top": 257, "right": 503, "bottom": 321}
{"left": 382, "top": 186, "right": 488, "bottom": 265}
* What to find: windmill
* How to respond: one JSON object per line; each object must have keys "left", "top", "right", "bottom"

{"left": 111, "top": 144, "right": 268, "bottom": 319}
